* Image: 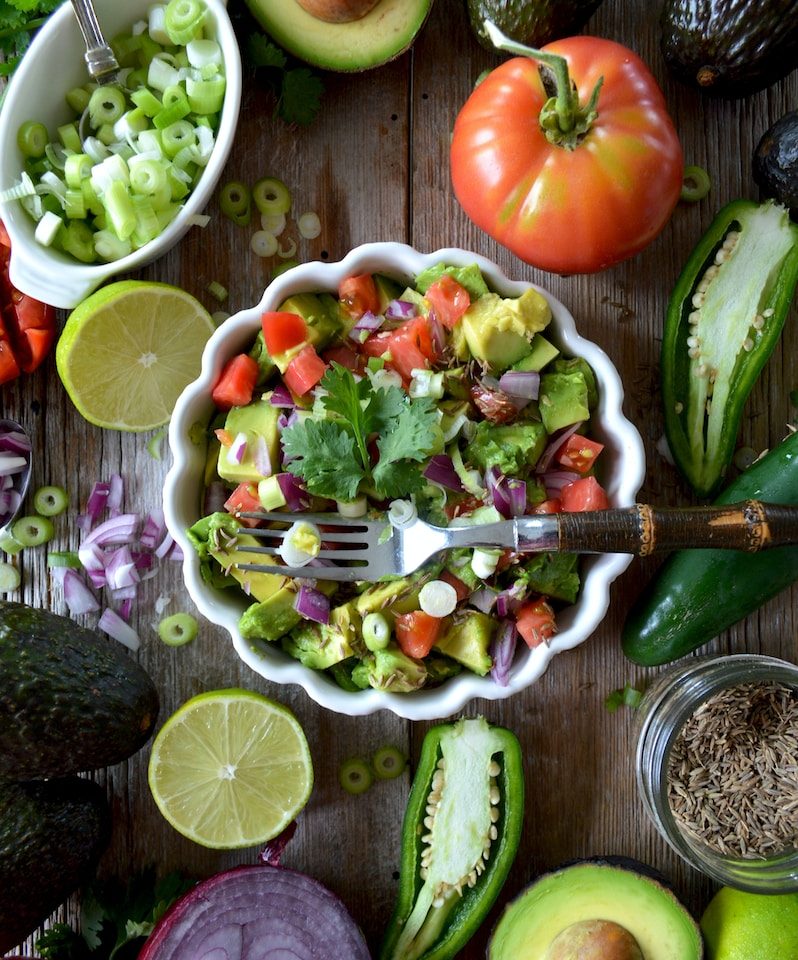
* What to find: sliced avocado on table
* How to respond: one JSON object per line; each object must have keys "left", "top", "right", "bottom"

{"left": 0, "top": 776, "right": 111, "bottom": 953}
{"left": 488, "top": 859, "right": 703, "bottom": 960}
{"left": 244, "top": 0, "right": 434, "bottom": 72}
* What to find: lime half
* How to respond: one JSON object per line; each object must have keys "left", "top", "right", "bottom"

{"left": 148, "top": 689, "right": 314, "bottom": 849}
{"left": 56, "top": 280, "right": 215, "bottom": 431}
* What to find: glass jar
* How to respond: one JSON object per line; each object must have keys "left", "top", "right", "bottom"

{"left": 636, "top": 653, "right": 798, "bottom": 893}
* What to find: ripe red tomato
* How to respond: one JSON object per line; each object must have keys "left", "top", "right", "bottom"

{"left": 450, "top": 36, "right": 683, "bottom": 274}
{"left": 361, "top": 315, "right": 436, "bottom": 383}
{"left": 516, "top": 598, "right": 557, "bottom": 649}
{"left": 560, "top": 476, "right": 610, "bottom": 511}
{"left": 395, "top": 610, "right": 443, "bottom": 659}
{"left": 424, "top": 274, "right": 471, "bottom": 328}
{"left": 556, "top": 434, "right": 605, "bottom": 474}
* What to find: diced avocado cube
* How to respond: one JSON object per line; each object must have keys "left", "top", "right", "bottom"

{"left": 248, "top": 330, "right": 276, "bottom": 384}
{"left": 354, "top": 576, "right": 423, "bottom": 618}
{"left": 552, "top": 356, "right": 598, "bottom": 409}
{"left": 468, "top": 420, "right": 548, "bottom": 474}
{"left": 460, "top": 290, "right": 552, "bottom": 371}
{"left": 512, "top": 333, "right": 560, "bottom": 372}
{"left": 444, "top": 550, "right": 481, "bottom": 591}
{"left": 281, "top": 601, "right": 360, "bottom": 669}
{"left": 210, "top": 531, "right": 291, "bottom": 605}
{"left": 269, "top": 292, "right": 342, "bottom": 370}
{"left": 538, "top": 371, "right": 590, "bottom": 434}
{"left": 374, "top": 273, "right": 404, "bottom": 312}
{"left": 433, "top": 610, "right": 496, "bottom": 676}
{"left": 357, "top": 645, "right": 428, "bottom": 692}
{"left": 425, "top": 654, "right": 463, "bottom": 683}
{"left": 414, "top": 262, "right": 490, "bottom": 300}
{"left": 216, "top": 398, "right": 281, "bottom": 485}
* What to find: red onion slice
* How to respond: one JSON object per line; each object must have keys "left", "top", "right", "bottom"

{"left": 535, "top": 422, "right": 583, "bottom": 474}
{"left": 294, "top": 584, "right": 331, "bottom": 624}
{"left": 384, "top": 298, "right": 416, "bottom": 321}
{"left": 490, "top": 620, "right": 518, "bottom": 687}
{"left": 269, "top": 384, "right": 296, "bottom": 408}
{"left": 139, "top": 864, "right": 370, "bottom": 960}
{"left": 423, "top": 454, "right": 464, "bottom": 492}
{"left": 277, "top": 473, "right": 311, "bottom": 512}
{"left": 498, "top": 369, "right": 540, "bottom": 400}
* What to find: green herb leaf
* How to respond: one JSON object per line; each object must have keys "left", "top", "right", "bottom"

{"left": 605, "top": 682, "right": 645, "bottom": 713}
{"left": 36, "top": 923, "right": 89, "bottom": 960}
{"left": 283, "top": 418, "right": 365, "bottom": 502}
{"left": 246, "top": 33, "right": 286, "bottom": 70}
{"left": 278, "top": 67, "right": 324, "bottom": 126}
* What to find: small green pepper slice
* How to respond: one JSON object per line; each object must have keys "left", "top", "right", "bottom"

{"left": 379, "top": 716, "right": 524, "bottom": 960}
{"left": 662, "top": 199, "right": 798, "bottom": 498}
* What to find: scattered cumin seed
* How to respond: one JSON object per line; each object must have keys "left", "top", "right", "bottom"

{"left": 667, "top": 681, "right": 798, "bottom": 859}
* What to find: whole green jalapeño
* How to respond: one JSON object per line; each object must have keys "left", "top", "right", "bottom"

{"left": 662, "top": 199, "right": 798, "bottom": 498}
{"left": 380, "top": 716, "right": 524, "bottom": 960}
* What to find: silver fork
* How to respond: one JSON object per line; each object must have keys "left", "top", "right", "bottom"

{"left": 234, "top": 500, "right": 798, "bottom": 583}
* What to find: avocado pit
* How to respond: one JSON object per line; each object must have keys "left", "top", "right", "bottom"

{"left": 545, "top": 919, "right": 644, "bottom": 960}
{"left": 295, "top": 0, "right": 380, "bottom": 22}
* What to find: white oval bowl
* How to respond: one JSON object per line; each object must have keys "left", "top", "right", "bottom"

{"left": 0, "top": 0, "right": 241, "bottom": 309}
{"left": 164, "top": 243, "right": 646, "bottom": 720}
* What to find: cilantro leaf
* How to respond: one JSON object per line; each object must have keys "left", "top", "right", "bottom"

{"left": 283, "top": 418, "right": 365, "bottom": 502}
{"left": 36, "top": 923, "right": 89, "bottom": 960}
{"left": 372, "top": 398, "right": 440, "bottom": 498}
{"left": 246, "top": 33, "right": 286, "bottom": 70}
{"left": 278, "top": 68, "right": 324, "bottom": 126}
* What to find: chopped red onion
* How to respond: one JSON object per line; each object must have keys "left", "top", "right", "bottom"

{"left": 98, "top": 607, "right": 141, "bottom": 651}
{"left": 0, "top": 429, "right": 31, "bottom": 455}
{"left": 140, "top": 510, "right": 166, "bottom": 549}
{"left": 139, "top": 864, "right": 371, "bottom": 960}
{"left": 490, "top": 620, "right": 518, "bottom": 687}
{"left": 82, "top": 513, "right": 139, "bottom": 547}
{"left": 427, "top": 307, "right": 447, "bottom": 356}
{"left": 0, "top": 452, "right": 27, "bottom": 477}
{"left": 294, "top": 584, "right": 331, "bottom": 624}
{"left": 423, "top": 454, "right": 464, "bottom": 492}
{"left": 105, "top": 546, "right": 140, "bottom": 590}
{"left": 269, "top": 383, "right": 296, "bottom": 408}
{"left": 543, "top": 469, "right": 581, "bottom": 499}
{"left": 277, "top": 473, "right": 311, "bottom": 512}
{"left": 85, "top": 481, "right": 111, "bottom": 523}
{"left": 107, "top": 584, "right": 138, "bottom": 602}
{"left": 169, "top": 541, "right": 184, "bottom": 562}
{"left": 155, "top": 532, "right": 176, "bottom": 559}
{"left": 495, "top": 581, "right": 527, "bottom": 618}
{"left": 470, "top": 585, "right": 499, "bottom": 614}
{"left": 252, "top": 434, "right": 272, "bottom": 477}
{"left": 486, "top": 467, "right": 527, "bottom": 518}
{"left": 62, "top": 569, "right": 100, "bottom": 615}
{"left": 385, "top": 299, "right": 416, "bottom": 321}
{"left": 107, "top": 474, "right": 124, "bottom": 516}
{"left": 278, "top": 409, "right": 299, "bottom": 432}
{"left": 535, "top": 422, "right": 584, "bottom": 474}
{"left": 498, "top": 369, "right": 540, "bottom": 400}
{"left": 349, "top": 310, "right": 384, "bottom": 340}
{"left": 227, "top": 431, "right": 248, "bottom": 465}
{"left": 118, "top": 598, "right": 133, "bottom": 621}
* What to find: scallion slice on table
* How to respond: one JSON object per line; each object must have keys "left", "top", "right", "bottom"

{"left": 219, "top": 180, "right": 250, "bottom": 225}
{"left": 0, "top": 562, "right": 20, "bottom": 593}
{"left": 252, "top": 176, "right": 291, "bottom": 216}
{"left": 339, "top": 758, "right": 373, "bottom": 795}
{"left": 11, "top": 515, "right": 54, "bottom": 547}
{"left": 372, "top": 745, "right": 407, "bottom": 780}
{"left": 32, "top": 485, "right": 69, "bottom": 517}
{"left": 158, "top": 612, "right": 198, "bottom": 646}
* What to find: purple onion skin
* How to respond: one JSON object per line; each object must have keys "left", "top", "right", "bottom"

{"left": 139, "top": 864, "right": 371, "bottom": 960}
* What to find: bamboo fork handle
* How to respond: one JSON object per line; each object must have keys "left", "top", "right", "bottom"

{"left": 526, "top": 500, "right": 798, "bottom": 556}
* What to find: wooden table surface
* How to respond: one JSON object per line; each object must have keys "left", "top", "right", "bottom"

{"left": 5, "top": 0, "right": 798, "bottom": 956}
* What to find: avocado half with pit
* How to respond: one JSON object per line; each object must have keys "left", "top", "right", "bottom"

{"left": 488, "top": 859, "right": 703, "bottom": 960}
{"left": 243, "top": 0, "right": 434, "bottom": 72}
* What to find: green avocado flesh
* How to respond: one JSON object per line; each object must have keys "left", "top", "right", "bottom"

{"left": 488, "top": 862, "right": 703, "bottom": 960}
{"left": 244, "top": 0, "right": 434, "bottom": 72}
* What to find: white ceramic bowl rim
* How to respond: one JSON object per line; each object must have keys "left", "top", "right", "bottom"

{"left": 0, "top": 0, "right": 242, "bottom": 309}
{"left": 164, "top": 242, "right": 646, "bottom": 721}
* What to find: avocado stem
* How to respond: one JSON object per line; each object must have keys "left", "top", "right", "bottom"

{"left": 482, "top": 19, "right": 603, "bottom": 150}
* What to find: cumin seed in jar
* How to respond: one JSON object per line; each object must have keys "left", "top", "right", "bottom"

{"left": 667, "top": 681, "right": 798, "bottom": 859}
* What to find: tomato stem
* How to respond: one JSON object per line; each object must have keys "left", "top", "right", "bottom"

{"left": 483, "top": 19, "right": 603, "bottom": 150}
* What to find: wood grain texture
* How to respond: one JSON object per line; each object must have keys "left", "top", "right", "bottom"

{"left": 3, "top": 0, "right": 798, "bottom": 956}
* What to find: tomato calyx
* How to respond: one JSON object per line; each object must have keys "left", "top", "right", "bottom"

{"left": 484, "top": 19, "right": 603, "bottom": 150}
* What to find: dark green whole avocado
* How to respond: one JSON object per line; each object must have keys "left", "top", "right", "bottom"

{"left": 660, "top": 0, "right": 798, "bottom": 98}
{"left": 488, "top": 857, "right": 703, "bottom": 959}
{"left": 754, "top": 111, "right": 798, "bottom": 219}
{"left": 466, "top": 0, "right": 605, "bottom": 50}
{"left": 0, "top": 600, "right": 159, "bottom": 778}
{"left": 0, "top": 776, "right": 111, "bottom": 952}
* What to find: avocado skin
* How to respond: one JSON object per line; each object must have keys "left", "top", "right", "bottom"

{"left": 754, "top": 112, "right": 798, "bottom": 219}
{"left": 466, "top": 0, "right": 604, "bottom": 49}
{"left": 660, "top": 0, "right": 798, "bottom": 98}
{"left": 0, "top": 601, "right": 159, "bottom": 779}
{"left": 0, "top": 776, "right": 111, "bottom": 952}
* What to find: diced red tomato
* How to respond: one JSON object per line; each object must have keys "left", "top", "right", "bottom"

{"left": 439, "top": 569, "right": 472, "bottom": 602}
{"left": 361, "top": 315, "right": 436, "bottom": 384}
{"left": 322, "top": 343, "right": 362, "bottom": 372}
{"left": 224, "top": 482, "right": 261, "bottom": 527}
{"left": 556, "top": 434, "right": 605, "bottom": 475}
{"left": 395, "top": 610, "right": 443, "bottom": 660}
{"left": 261, "top": 311, "right": 308, "bottom": 357}
{"left": 531, "top": 498, "right": 563, "bottom": 514}
{"left": 0, "top": 222, "right": 11, "bottom": 248}
{"left": 560, "top": 476, "right": 610, "bottom": 512}
{"left": 211, "top": 353, "right": 259, "bottom": 410}
{"left": 424, "top": 274, "right": 471, "bottom": 328}
{"left": 0, "top": 340, "right": 21, "bottom": 385}
{"left": 515, "top": 598, "right": 557, "bottom": 649}
{"left": 445, "top": 494, "right": 484, "bottom": 520}
{"left": 16, "top": 325, "right": 55, "bottom": 374}
{"left": 283, "top": 345, "right": 327, "bottom": 396}
{"left": 339, "top": 274, "right": 380, "bottom": 319}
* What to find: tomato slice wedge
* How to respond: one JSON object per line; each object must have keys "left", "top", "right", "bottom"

{"left": 395, "top": 610, "right": 443, "bottom": 660}
{"left": 515, "top": 598, "right": 557, "bottom": 649}
{"left": 283, "top": 345, "right": 327, "bottom": 396}
{"left": 560, "top": 476, "right": 610, "bottom": 512}
{"left": 261, "top": 311, "right": 308, "bottom": 357}
{"left": 211, "top": 354, "right": 260, "bottom": 410}
{"left": 424, "top": 274, "right": 471, "bottom": 328}
{"left": 339, "top": 273, "right": 380, "bottom": 319}
{"left": 361, "top": 315, "right": 436, "bottom": 384}
{"left": 556, "top": 434, "right": 604, "bottom": 475}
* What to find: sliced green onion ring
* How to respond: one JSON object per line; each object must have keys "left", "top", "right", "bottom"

{"left": 158, "top": 611, "right": 198, "bottom": 646}
{"left": 372, "top": 745, "right": 407, "bottom": 780}
{"left": 297, "top": 211, "right": 321, "bottom": 239}
{"left": 32, "top": 485, "right": 69, "bottom": 517}
{"left": 12, "top": 515, "right": 55, "bottom": 548}
{"left": 277, "top": 237, "right": 297, "bottom": 259}
{"left": 362, "top": 612, "right": 391, "bottom": 652}
{"left": 219, "top": 180, "right": 250, "bottom": 224}
{"left": 251, "top": 230, "right": 278, "bottom": 258}
{"left": 680, "top": 164, "right": 711, "bottom": 202}
{"left": 252, "top": 176, "right": 291, "bottom": 216}
{"left": 17, "top": 121, "right": 49, "bottom": 159}
{"left": 0, "top": 562, "right": 21, "bottom": 593}
{"left": 339, "top": 757, "right": 373, "bottom": 795}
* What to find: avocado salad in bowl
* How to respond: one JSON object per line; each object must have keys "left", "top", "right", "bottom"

{"left": 164, "top": 243, "right": 645, "bottom": 719}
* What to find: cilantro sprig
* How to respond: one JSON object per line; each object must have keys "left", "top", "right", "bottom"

{"left": 0, "top": 0, "right": 59, "bottom": 81}
{"left": 246, "top": 34, "right": 324, "bottom": 127}
{"left": 282, "top": 364, "right": 441, "bottom": 503}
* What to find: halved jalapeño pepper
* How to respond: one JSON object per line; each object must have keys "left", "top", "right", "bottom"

{"left": 662, "top": 199, "right": 798, "bottom": 497}
{"left": 380, "top": 716, "right": 523, "bottom": 960}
